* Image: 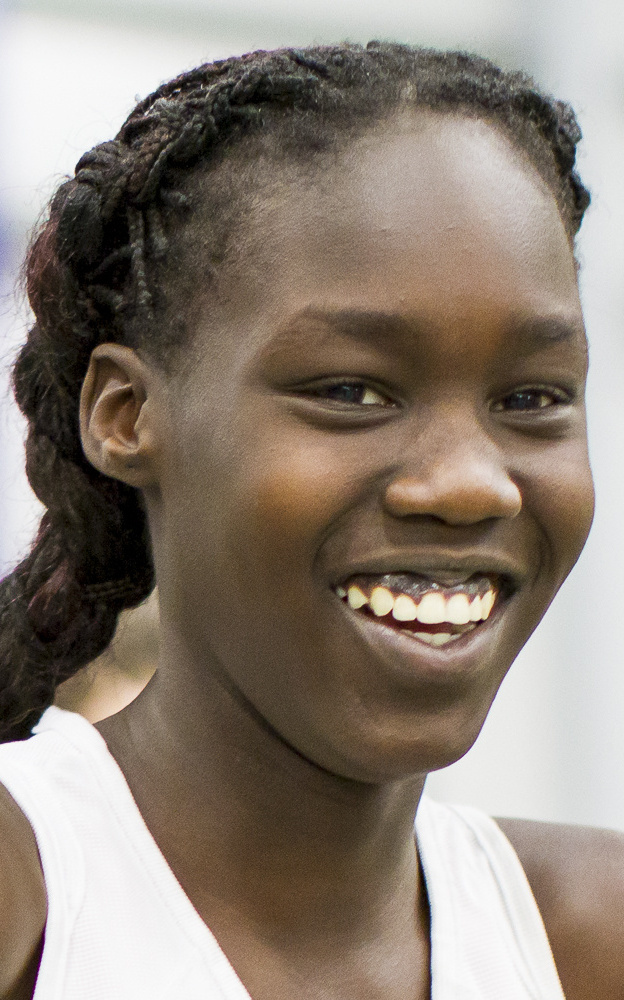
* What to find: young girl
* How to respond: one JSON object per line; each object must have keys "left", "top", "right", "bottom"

{"left": 0, "top": 42, "right": 622, "bottom": 1000}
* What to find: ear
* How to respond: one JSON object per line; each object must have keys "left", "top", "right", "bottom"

{"left": 79, "top": 343, "right": 161, "bottom": 488}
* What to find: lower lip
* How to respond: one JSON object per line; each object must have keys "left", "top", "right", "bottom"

{"left": 337, "top": 598, "right": 505, "bottom": 683}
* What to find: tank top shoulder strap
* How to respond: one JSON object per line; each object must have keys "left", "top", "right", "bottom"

{"left": 0, "top": 716, "right": 87, "bottom": 998}
{"left": 0, "top": 708, "right": 254, "bottom": 1000}
{"left": 416, "top": 796, "right": 566, "bottom": 1000}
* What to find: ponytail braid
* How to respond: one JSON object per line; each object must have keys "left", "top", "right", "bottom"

{"left": 0, "top": 42, "right": 590, "bottom": 740}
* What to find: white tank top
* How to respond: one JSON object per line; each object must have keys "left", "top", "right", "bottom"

{"left": 0, "top": 707, "right": 565, "bottom": 999}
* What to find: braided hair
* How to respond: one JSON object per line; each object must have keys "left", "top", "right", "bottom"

{"left": 0, "top": 42, "right": 590, "bottom": 741}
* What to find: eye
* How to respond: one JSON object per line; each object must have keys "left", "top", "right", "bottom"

{"left": 306, "top": 381, "right": 394, "bottom": 407}
{"left": 491, "top": 387, "right": 570, "bottom": 412}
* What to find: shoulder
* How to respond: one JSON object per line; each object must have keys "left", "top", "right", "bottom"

{"left": 0, "top": 781, "right": 46, "bottom": 999}
{"left": 496, "top": 816, "right": 624, "bottom": 1000}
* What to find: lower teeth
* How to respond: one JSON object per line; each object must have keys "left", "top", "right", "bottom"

{"left": 401, "top": 629, "right": 471, "bottom": 646}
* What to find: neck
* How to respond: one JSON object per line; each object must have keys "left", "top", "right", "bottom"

{"left": 97, "top": 637, "right": 428, "bottom": 947}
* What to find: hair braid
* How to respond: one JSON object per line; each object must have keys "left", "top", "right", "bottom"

{"left": 0, "top": 42, "right": 590, "bottom": 741}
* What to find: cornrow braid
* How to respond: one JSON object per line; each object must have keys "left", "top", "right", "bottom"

{"left": 0, "top": 42, "right": 590, "bottom": 741}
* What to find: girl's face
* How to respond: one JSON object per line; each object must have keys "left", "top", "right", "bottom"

{"left": 151, "top": 114, "right": 593, "bottom": 781}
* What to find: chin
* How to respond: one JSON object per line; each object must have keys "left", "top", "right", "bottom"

{"left": 305, "top": 696, "right": 497, "bottom": 785}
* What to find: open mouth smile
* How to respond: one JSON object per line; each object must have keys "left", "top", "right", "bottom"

{"left": 334, "top": 573, "right": 501, "bottom": 648}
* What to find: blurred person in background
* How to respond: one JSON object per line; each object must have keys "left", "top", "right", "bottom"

{"left": 0, "top": 41, "right": 622, "bottom": 1000}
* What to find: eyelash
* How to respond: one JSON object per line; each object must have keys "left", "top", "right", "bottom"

{"left": 490, "top": 386, "right": 572, "bottom": 412}
{"left": 297, "top": 380, "right": 572, "bottom": 414}
{"left": 302, "top": 380, "right": 395, "bottom": 407}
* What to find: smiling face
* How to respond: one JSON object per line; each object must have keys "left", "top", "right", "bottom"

{"left": 148, "top": 113, "right": 593, "bottom": 781}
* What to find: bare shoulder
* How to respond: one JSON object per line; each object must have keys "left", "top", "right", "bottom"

{"left": 0, "top": 782, "right": 46, "bottom": 1000}
{"left": 496, "top": 816, "right": 624, "bottom": 1000}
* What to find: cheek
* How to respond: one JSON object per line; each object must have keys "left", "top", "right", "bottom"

{"left": 523, "top": 439, "right": 594, "bottom": 582}
{"left": 236, "top": 433, "right": 363, "bottom": 575}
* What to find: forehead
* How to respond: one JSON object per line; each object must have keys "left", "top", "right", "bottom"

{"left": 188, "top": 113, "right": 581, "bottom": 355}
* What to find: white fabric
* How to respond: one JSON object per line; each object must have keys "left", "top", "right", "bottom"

{"left": 0, "top": 706, "right": 565, "bottom": 999}
{"left": 415, "top": 799, "right": 566, "bottom": 999}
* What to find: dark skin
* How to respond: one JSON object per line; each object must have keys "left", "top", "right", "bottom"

{"left": 1, "top": 113, "right": 623, "bottom": 999}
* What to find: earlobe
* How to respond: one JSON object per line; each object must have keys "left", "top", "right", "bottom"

{"left": 79, "top": 343, "right": 159, "bottom": 488}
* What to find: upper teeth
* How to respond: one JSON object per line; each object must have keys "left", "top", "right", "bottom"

{"left": 369, "top": 587, "right": 395, "bottom": 617}
{"left": 343, "top": 583, "right": 496, "bottom": 624}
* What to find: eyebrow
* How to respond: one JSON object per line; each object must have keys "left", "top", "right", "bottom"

{"left": 509, "top": 315, "right": 586, "bottom": 348}
{"left": 280, "top": 308, "right": 417, "bottom": 345}
{"left": 281, "top": 308, "right": 585, "bottom": 349}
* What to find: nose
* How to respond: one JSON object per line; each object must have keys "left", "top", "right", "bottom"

{"left": 383, "top": 413, "right": 522, "bottom": 526}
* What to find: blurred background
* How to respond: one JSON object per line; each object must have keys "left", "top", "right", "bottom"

{"left": 1, "top": 0, "right": 623, "bottom": 829}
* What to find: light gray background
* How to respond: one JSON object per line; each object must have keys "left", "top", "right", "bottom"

{"left": 1, "top": 0, "right": 623, "bottom": 828}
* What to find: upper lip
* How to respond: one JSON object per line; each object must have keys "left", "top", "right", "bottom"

{"left": 330, "top": 550, "right": 526, "bottom": 591}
